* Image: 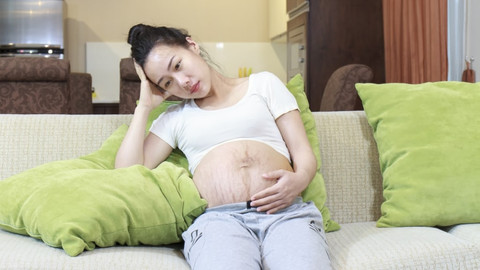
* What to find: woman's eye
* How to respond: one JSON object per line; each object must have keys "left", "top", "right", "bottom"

{"left": 164, "top": 80, "right": 171, "bottom": 88}
{"left": 175, "top": 61, "right": 181, "bottom": 70}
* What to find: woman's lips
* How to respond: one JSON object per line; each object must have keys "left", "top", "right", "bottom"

{"left": 190, "top": 82, "right": 200, "bottom": 94}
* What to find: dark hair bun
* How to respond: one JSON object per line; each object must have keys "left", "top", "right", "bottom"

{"left": 127, "top": 24, "right": 145, "bottom": 45}
{"left": 127, "top": 24, "right": 190, "bottom": 66}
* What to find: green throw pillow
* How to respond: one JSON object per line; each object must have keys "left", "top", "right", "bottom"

{"left": 356, "top": 81, "right": 480, "bottom": 227}
{"left": 145, "top": 100, "right": 182, "bottom": 131}
{"left": 0, "top": 115, "right": 206, "bottom": 256}
{"left": 144, "top": 100, "right": 189, "bottom": 173}
{"left": 0, "top": 163, "right": 205, "bottom": 257}
{"left": 287, "top": 74, "right": 340, "bottom": 232}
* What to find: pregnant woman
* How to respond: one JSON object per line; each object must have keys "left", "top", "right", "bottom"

{"left": 115, "top": 23, "right": 331, "bottom": 270}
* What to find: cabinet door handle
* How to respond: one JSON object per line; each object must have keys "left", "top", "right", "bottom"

{"left": 298, "top": 58, "right": 305, "bottom": 63}
{"left": 299, "top": 45, "right": 305, "bottom": 50}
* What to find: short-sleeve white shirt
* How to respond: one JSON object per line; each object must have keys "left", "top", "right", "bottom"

{"left": 150, "top": 71, "right": 299, "bottom": 173}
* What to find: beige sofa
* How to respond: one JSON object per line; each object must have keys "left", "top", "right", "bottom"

{"left": 1, "top": 112, "right": 480, "bottom": 269}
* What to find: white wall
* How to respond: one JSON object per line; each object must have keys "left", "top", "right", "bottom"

{"left": 65, "top": 0, "right": 269, "bottom": 72}
{"left": 467, "top": 0, "right": 479, "bottom": 81}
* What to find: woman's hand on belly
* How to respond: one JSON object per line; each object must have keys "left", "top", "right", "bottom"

{"left": 249, "top": 168, "right": 312, "bottom": 214}
{"left": 193, "top": 140, "right": 296, "bottom": 208}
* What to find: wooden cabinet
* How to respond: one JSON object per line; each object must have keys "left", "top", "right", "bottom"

{"left": 93, "top": 103, "right": 119, "bottom": 114}
{"left": 287, "top": 0, "right": 307, "bottom": 12}
{"left": 287, "top": 0, "right": 385, "bottom": 111}
{"left": 287, "top": 13, "right": 308, "bottom": 95}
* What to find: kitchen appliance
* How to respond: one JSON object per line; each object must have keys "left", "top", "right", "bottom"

{"left": 0, "top": 0, "right": 65, "bottom": 58}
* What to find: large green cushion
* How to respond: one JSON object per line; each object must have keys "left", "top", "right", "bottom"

{"left": 356, "top": 81, "right": 480, "bottom": 227}
{"left": 0, "top": 122, "right": 206, "bottom": 256}
{"left": 287, "top": 74, "right": 339, "bottom": 232}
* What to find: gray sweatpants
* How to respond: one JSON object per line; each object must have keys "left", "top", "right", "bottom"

{"left": 182, "top": 197, "right": 331, "bottom": 270}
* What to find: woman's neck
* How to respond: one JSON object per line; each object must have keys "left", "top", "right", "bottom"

{"left": 195, "top": 68, "right": 249, "bottom": 109}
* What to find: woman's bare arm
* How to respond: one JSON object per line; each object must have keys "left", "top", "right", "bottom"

{"left": 250, "top": 109, "right": 316, "bottom": 213}
{"left": 115, "top": 61, "right": 173, "bottom": 169}
{"left": 114, "top": 106, "right": 174, "bottom": 169}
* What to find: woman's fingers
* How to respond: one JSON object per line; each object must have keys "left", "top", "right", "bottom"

{"left": 133, "top": 60, "right": 148, "bottom": 81}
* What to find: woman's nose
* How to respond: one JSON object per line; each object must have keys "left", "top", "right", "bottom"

{"left": 174, "top": 74, "right": 190, "bottom": 90}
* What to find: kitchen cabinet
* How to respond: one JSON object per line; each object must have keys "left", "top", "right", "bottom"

{"left": 287, "top": 12, "right": 307, "bottom": 95}
{"left": 287, "top": 0, "right": 385, "bottom": 111}
{"left": 287, "top": 0, "right": 307, "bottom": 12}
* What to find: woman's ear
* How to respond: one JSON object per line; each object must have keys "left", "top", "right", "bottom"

{"left": 186, "top": 37, "right": 200, "bottom": 54}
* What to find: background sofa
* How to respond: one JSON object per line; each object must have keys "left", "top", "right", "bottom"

{"left": 0, "top": 57, "right": 92, "bottom": 114}
{"left": 119, "top": 58, "right": 182, "bottom": 114}
{"left": 119, "top": 57, "right": 141, "bottom": 114}
{"left": 319, "top": 64, "right": 373, "bottom": 111}
{"left": 1, "top": 111, "right": 479, "bottom": 269}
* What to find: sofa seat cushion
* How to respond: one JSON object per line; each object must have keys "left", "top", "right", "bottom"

{"left": 446, "top": 224, "right": 480, "bottom": 247}
{"left": 326, "top": 222, "right": 480, "bottom": 270}
{"left": 0, "top": 229, "right": 190, "bottom": 270}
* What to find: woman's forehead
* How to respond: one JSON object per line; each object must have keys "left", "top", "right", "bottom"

{"left": 147, "top": 45, "right": 176, "bottom": 63}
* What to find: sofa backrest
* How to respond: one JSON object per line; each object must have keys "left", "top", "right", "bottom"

{"left": 314, "top": 110, "right": 383, "bottom": 224}
{"left": 119, "top": 58, "right": 140, "bottom": 114}
{"left": 0, "top": 57, "right": 93, "bottom": 114}
{"left": 320, "top": 64, "right": 373, "bottom": 111}
{"left": 0, "top": 57, "right": 70, "bottom": 113}
{"left": 0, "top": 114, "right": 132, "bottom": 180}
{"left": 0, "top": 111, "right": 384, "bottom": 224}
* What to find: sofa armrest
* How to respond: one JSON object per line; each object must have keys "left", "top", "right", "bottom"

{"left": 69, "top": 72, "right": 93, "bottom": 114}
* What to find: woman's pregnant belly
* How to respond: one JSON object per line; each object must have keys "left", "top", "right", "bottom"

{"left": 192, "top": 140, "right": 293, "bottom": 207}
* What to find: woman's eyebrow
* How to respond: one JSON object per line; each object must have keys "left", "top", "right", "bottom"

{"left": 156, "top": 56, "right": 175, "bottom": 85}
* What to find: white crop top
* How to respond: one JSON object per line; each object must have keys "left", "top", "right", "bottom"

{"left": 149, "top": 72, "right": 299, "bottom": 174}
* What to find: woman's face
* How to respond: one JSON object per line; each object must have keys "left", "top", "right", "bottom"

{"left": 143, "top": 40, "right": 211, "bottom": 99}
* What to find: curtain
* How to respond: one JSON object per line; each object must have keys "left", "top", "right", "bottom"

{"left": 383, "top": 0, "right": 448, "bottom": 83}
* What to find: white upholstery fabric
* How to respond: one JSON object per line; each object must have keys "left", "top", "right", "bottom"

{"left": 0, "top": 230, "right": 189, "bottom": 270}
{"left": 313, "top": 111, "right": 383, "bottom": 224}
{"left": 326, "top": 222, "right": 480, "bottom": 270}
{"left": 0, "top": 114, "right": 132, "bottom": 179}
{"left": 446, "top": 224, "right": 480, "bottom": 246}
